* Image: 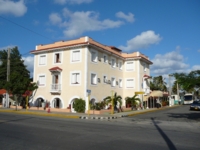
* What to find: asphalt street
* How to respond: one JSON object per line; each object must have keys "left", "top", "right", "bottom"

{"left": 0, "top": 105, "right": 199, "bottom": 150}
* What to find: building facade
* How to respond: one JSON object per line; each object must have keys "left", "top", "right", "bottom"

{"left": 31, "top": 36, "right": 152, "bottom": 112}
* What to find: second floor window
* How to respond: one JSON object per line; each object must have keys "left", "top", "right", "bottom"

{"left": 91, "top": 73, "right": 97, "bottom": 85}
{"left": 38, "top": 75, "right": 45, "bottom": 86}
{"left": 126, "top": 79, "right": 134, "bottom": 88}
{"left": 111, "top": 77, "right": 116, "bottom": 87}
{"left": 103, "top": 75, "right": 107, "bottom": 83}
{"left": 119, "top": 79, "right": 122, "bottom": 88}
{"left": 71, "top": 73, "right": 80, "bottom": 84}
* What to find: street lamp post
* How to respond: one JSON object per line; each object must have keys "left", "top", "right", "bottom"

{"left": 177, "top": 82, "right": 180, "bottom": 104}
{"left": 168, "top": 74, "right": 173, "bottom": 106}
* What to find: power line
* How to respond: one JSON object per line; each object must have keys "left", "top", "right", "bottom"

{"left": 0, "top": 15, "right": 54, "bottom": 42}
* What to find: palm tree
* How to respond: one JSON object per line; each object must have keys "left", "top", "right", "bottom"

{"left": 150, "top": 76, "right": 167, "bottom": 91}
{"left": 104, "top": 93, "right": 122, "bottom": 112}
{"left": 125, "top": 94, "right": 141, "bottom": 110}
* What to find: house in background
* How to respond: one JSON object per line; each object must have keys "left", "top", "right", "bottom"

{"left": 30, "top": 36, "right": 152, "bottom": 112}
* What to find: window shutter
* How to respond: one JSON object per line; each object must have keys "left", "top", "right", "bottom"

{"left": 77, "top": 73, "right": 80, "bottom": 83}
{"left": 72, "top": 73, "right": 75, "bottom": 83}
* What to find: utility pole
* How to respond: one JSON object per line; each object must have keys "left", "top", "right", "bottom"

{"left": 6, "top": 48, "right": 10, "bottom": 108}
{"left": 168, "top": 74, "right": 173, "bottom": 106}
{"left": 177, "top": 82, "right": 180, "bottom": 104}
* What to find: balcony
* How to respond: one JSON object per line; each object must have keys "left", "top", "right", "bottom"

{"left": 50, "top": 84, "right": 61, "bottom": 93}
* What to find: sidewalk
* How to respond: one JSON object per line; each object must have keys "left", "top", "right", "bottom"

{"left": 0, "top": 105, "right": 179, "bottom": 120}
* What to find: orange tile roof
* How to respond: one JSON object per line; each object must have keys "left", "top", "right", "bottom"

{"left": 31, "top": 37, "right": 153, "bottom": 64}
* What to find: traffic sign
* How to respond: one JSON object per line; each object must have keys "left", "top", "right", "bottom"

{"left": 87, "top": 89, "right": 91, "bottom": 94}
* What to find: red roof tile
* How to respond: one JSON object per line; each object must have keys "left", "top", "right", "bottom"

{"left": 49, "top": 67, "right": 62, "bottom": 71}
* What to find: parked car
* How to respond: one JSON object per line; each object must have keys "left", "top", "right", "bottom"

{"left": 190, "top": 101, "right": 200, "bottom": 110}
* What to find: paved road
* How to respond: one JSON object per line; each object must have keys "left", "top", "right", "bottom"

{"left": 0, "top": 105, "right": 199, "bottom": 150}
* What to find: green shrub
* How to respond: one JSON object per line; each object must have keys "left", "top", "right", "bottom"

{"left": 74, "top": 98, "right": 85, "bottom": 113}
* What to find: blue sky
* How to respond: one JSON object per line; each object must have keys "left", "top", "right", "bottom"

{"left": 0, "top": 0, "right": 200, "bottom": 79}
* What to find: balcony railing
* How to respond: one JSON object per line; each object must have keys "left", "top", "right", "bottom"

{"left": 50, "top": 84, "right": 61, "bottom": 93}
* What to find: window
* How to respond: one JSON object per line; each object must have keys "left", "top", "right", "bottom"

{"left": 126, "top": 79, "right": 134, "bottom": 88}
{"left": 103, "top": 54, "right": 107, "bottom": 63}
{"left": 52, "top": 74, "right": 61, "bottom": 91}
{"left": 91, "top": 50, "right": 97, "bottom": 62}
{"left": 52, "top": 75, "right": 59, "bottom": 84}
{"left": 111, "top": 77, "right": 116, "bottom": 87}
{"left": 72, "top": 50, "right": 80, "bottom": 62}
{"left": 111, "top": 58, "right": 116, "bottom": 68}
{"left": 91, "top": 73, "right": 97, "bottom": 85}
{"left": 54, "top": 52, "right": 62, "bottom": 63}
{"left": 103, "top": 75, "right": 107, "bottom": 83}
{"left": 71, "top": 73, "right": 80, "bottom": 84}
{"left": 38, "top": 75, "right": 45, "bottom": 86}
{"left": 39, "top": 55, "right": 46, "bottom": 65}
{"left": 126, "top": 61, "right": 134, "bottom": 71}
{"left": 144, "top": 63, "right": 147, "bottom": 72}
{"left": 119, "top": 61, "right": 122, "bottom": 70}
{"left": 119, "top": 79, "right": 122, "bottom": 88}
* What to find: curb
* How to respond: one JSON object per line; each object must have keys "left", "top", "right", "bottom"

{"left": 79, "top": 116, "right": 118, "bottom": 120}
{"left": 0, "top": 105, "right": 180, "bottom": 120}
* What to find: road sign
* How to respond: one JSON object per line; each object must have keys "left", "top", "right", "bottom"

{"left": 87, "top": 89, "right": 91, "bottom": 94}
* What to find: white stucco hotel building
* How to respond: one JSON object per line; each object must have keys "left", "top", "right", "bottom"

{"left": 30, "top": 36, "right": 152, "bottom": 112}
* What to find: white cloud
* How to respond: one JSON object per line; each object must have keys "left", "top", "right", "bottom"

{"left": 49, "top": 13, "right": 62, "bottom": 25}
{"left": 191, "top": 65, "right": 200, "bottom": 70}
{"left": 151, "top": 50, "right": 189, "bottom": 76}
{"left": 0, "top": 0, "right": 27, "bottom": 17}
{"left": 49, "top": 8, "right": 124, "bottom": 37}
{"left": 22, "top": 56, "right": 34, "bottom": 77}
{"left": 0, "top": 45, "right": 16, "bottom": 50}
{"left": 116, "top": 11, "right": 135, "bottom": 22}
{"left": 118, "top": 30, "right": 162, "bottom": 51}
{"left": 54, "top": 0, "right": 93, "bottom": 5}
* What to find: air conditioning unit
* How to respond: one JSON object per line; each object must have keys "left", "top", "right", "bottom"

{"left": 116, "top": 81, "right": 118, "bottom": 85}
{"left": 107, "top": 80, "right": 111, "bottom": 84}
{"left": 98, "top": 78, "right": 101, "bottom": 83}
{"left": 98, "top": 57, "right": 101, "bottom": 61}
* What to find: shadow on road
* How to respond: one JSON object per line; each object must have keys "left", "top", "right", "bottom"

{"left": 166, "top": 112, "right": 200, "bottom": 121}
{"left": 151, "top": 117, "right": 177, "bottom": 150}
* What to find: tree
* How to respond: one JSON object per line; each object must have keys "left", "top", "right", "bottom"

{"left": 173, "top": 70, "right": 200, "bottom": 93}
{"left": 150, "top": 76, "right": 167, "bottom": 91}
{"left": 0, "top": 47, "right": 37, "bottom": 109}
{"left": 104, "top": 93, "right": 122, "bottom": 112}
{"left": 125, "top": 94, "right": 141, "bottom": 110}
